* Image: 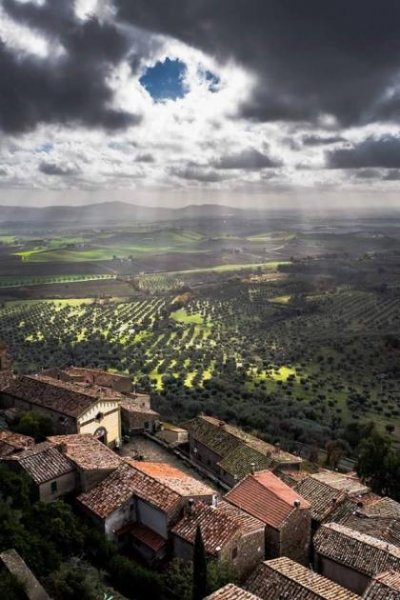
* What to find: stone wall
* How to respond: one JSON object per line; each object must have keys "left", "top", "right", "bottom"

{"left": 280, "top": 507, "right": 311, "bottom": 566}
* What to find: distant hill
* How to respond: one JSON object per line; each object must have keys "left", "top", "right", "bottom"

{"left": 0, "top": 201, "right": 244, "bottom": 225}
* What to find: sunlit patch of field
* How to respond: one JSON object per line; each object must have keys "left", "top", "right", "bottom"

{"left": 269, "top": 295, "right": 292, "bottom": 304}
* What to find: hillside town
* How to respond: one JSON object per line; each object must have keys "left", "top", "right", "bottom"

{"left": 0, "top": 344, "right": 399, "bottom": 600}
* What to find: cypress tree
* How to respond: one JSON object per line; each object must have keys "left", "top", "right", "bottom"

{"left": 192, "top": 524, "right": 207, "bottom": 600}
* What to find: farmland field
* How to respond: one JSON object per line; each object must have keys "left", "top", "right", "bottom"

{"left": 1, "top": 214, "right": 400, "bottom": 456}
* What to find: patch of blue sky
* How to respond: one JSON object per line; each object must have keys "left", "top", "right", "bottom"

{"left": 204, "top": 70, "right": 220, "bottom": 92}
{"left": 140, "top": 58, "right": 187, "bottom": 102}
{"left": 36, "top": 143, "right": 53, "bottom": 153}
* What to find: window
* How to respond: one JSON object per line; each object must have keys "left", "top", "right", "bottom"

{"left": 232, "top": 546, "right": 238, "bottom": 559}
{"left": 51, "top": 481, "right": 58, "bottom": 494}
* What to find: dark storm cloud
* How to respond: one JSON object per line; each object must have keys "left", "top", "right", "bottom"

{"left": 327, "top": 136, "right": 400, "bottom": 169}
{"left": 213, "top": 148, "right": 280, "bottom": 170}
{"left": 39, "top": 161, "right": 80, "bottom": 176}
{"left": 0, "top": 0, "right": 140, "bottom": 134}
{"left": 302, "top": 135, "right": 346, "bottom": 147}
{"left": 116, "top": 0, "right": 400, "bottom": 126}
{"left": 383, "top": 169, "right": 400, "bottom": 181}
{"left": 170, "top": 165, "right": 227, "bottom": 182}
{"left": 136, "top": 153, "right": 155, "bottom": 163}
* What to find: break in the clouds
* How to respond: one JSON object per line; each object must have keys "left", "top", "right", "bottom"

{"left": 2, "top": 0, "right": 400, "bottom": 205}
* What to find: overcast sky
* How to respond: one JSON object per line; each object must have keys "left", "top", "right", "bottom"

{"left": 2, "top": 0, "right": 400, "bottom": 208}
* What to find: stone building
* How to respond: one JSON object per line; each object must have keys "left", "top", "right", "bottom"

{"left": 120, "top": 395, "right": 160, "bottom": 434}
{"left": 1, "top": 374, "right": 122, "bottom": 446}
{"left": 313, "top": 522, "right": 400, "bottom": 595}
{"left": 77, "top": 459, "right": 216, "bottom": 565}
{"left": 0, "top": 342, "right": 13, "bottom": 391}
{"left": 171, "top": 500, "right": 265, "bottom": 580}
{"left": 246, "top": 556, "right": 360, "bottom": 600}
{"left": 225, "top": 470, "right": 311, "bottom": 565}
{"left": 2, "top": 442, "right": 76, "bottom": 502}
{"left": 157, "top": 422, "right": 188, "bottom": 446}
{"left": 47, "top": 433, "right": 122, "bottom": 491}
{"left": 182, "top": 415, "right": 302, "bottom": 487}
{"left": 50, "top": 366, "right": 134, "bottom": 393}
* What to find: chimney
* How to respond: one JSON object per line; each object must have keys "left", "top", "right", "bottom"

{"left": 357, "top": 500, "right": 364, "bottom": 509}
{"left": 331, "top": 498, "right": 337, "bottom": 505}
{"left": 250, "top": 463, "right": 256, "bottom": 475}
{"left": 275, "top": 442, "right": 280, "bottom": 454}
{"left": 294, "top": 499, "right": 301, "bottom": 509}
{"left": 212, "top": 495, "right": 219, "bottom": 508}
{"left": 59, "top": 443, "right": 68, "bottom": 455}
{"left": 187, "top": 498, "right": 194, "bottom": 516}
{"left": 218, "top": 421, "right": 225, "bottom": 429}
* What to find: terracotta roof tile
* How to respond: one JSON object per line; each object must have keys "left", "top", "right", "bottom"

{"left": 205, "top": 584, "right": 261, "bottom": 600}
{"left": 295, "top": 476, "right": 347, "bottom": 522}
{"left": 0, "top": 431, "right": 34, "bottom": 457}
{"left": 127, "top": 523, "right": 166, "bottom": 553}
{"left": 310, "top": 471, "right": 369, "bottom": 497}
{"left": 124, "top": 460, "right": 215, "bottom": 498}
{"left": 314, "top": 523, "right": 400, "bottom": 577}
{"left": 225, "top": 471, "right": 309, "bottom": 529}
{"left": 364, "top": 570, "right": 400, "bottom": 599}
{"left": 77, "top": 462, "right": 181, "bottom": 519}
{"left": 119, "top": 399, "right": 159, "bottom": 416}
{"left": 47, "top": 434, "right": 122, "bottom": 471}
{"left": 183, "top": 415, "right": 301, "bottom": 477}
{"left": 5, "top": 375, "right": 121, "bottom": 418}
{"left": 171, "top": 502, "right": 246, "bottom": 556}
{"left": 246, "top": 557, "right": 360, "bottom": 600}
{"left": 3, "top": 442, "right": 75, "bottom": 485}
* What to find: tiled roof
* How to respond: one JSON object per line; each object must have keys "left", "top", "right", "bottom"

{"left": 336, "top": 505, "right": 400, "bottom": 548}
{"left": 47, "top": 434, "right": 122, "bottom": 471}
{"left": 119, "top": 399, "right": 159, "bottom": 416}
{"left": 279, "top": 468, "right": 311, "bottom": 487}
{"left": 364, "top": 497, "right": 400, "bottom": 519}
{"left": 183, "top": 415, "right": 301, "bottom": 476}
{"left": 63, "top": 366, "right": 131, "bottom": 384}
{"left": 363, "top": 570, "right": 400, "bottom": 599}
{"left": 225, "top": 470, "right": 310, "bottom": 529}
{"left": 310, "top": 471, "right": 369, "bottom": 497}
{"left": 314, "top": 523, "right": 400, "bottom": 577}
{"left": 217, "top": 500, "right": 265, "bottom": 534}
{"left": 128, "top": 523, "right": 166, "bottom": 553}
{"left": 124, "top": 460, "right": 215, "bottom": 498}
{"left": 0, "top": 430, "right": 34, "bottom": 457}
{"left": 77, "top": 462, "right": 181, "bottom": 519}
{"left": 171, "top": 502, "right": 244, "bottom": 556}
{"left": 295, "top": 476, "right": 347, "bottom": 522}
{"left": 3, "top": 442, "right": 75, "bottom": 485}
{"left": 4, "top": 374, "right": 121, "bottom": 418}
{"left": 205, "top": 584, "right": 261, "bottom": 600}
{"left": 246, "top": 557, "right": 360, "bottom": 600}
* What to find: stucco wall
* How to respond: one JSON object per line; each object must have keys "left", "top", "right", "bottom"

{"left": 137, "top": 498, "right": 168, "bottom": 538}
{"left": 105, "top": 497, "right": 136, "bottom": 539}
{"left": 39, "top": 471, "right": 76, "bottom": 502}
{"left": 79, "top": 402, "right": 120, "bottom": 446}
